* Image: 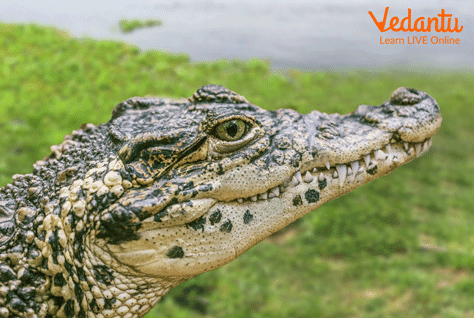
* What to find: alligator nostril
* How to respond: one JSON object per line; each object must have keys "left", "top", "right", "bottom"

{"left": 390, "top": 87, "right": 422, "bottom": 106}
{"left": 406, "top": 87, "right": 419, "bottom": 94}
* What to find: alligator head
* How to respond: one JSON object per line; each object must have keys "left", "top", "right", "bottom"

{"left": 0, "top": 84, "right": 440, "bottom": 317}
{"left": 94, "top": 85, "right": 441, "bottom": 280}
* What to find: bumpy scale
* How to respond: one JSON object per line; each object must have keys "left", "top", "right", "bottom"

{"left": 0, "top": 85, "right": 441, "bottom": 317}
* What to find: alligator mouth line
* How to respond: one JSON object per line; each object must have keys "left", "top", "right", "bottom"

{"left": 232, "top": 139, "right": 432, "bottom": 203}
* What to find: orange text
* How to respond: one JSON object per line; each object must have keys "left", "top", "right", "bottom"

{"left": 369, "top": 7, "right": 463, "bottom": 33}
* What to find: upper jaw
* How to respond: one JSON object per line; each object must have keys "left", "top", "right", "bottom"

{"left": 230, "top": 87, "right": 441, "bottom": 203}
{"left": 302, "top": 87, "right": 441, "bottom": 168}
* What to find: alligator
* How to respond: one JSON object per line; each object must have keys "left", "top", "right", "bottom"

{"left": 0, "top": 85, "right": 441, "bottom": 317}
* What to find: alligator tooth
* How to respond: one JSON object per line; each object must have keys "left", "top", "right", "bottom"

{"left": 237, "top": 198, "right": 243, "bottom": 203}
{"left": 428, "top": 138, "right": 432, "bottom": 148}
{"left": 270, "top": 187, "right": 280, "bottom": 197}
{"left": 415, "top": 143, "right": 422, "bottom": 157}
{"left": 364, "top": 154, "right": 371, "bottom": 166}
{"left": 336, "top": 164, "right": 347, "bottom": 187}
{"left": 295, "top": 171, "right": 303, "bottom": 184}
{"left": 385, "top": 144, "right": 392, "bottom": 156}
{"left": 332, "top": 171, "right": 338, "bottom": 178}
{"left": 259, "top": 192, "right": 268, "bottom": 200}
{"left": 347, "top": 167, "right": 352, "bottom": 176}
{"left": 349, "top": 170, "right": 356, "bottom": 182}
{"left": 289, "top": 176, "right": 299, "bottom": 187}
{"left": 303, "top": 171, "right": 313, "bottom": 183}
{"left": 392, "top": 156, "right": 398, "bottom": 163}
{"left": 408, "top": 147, "right": 414, "bottom": 155}
{"left": 403, "top": 142, "right": 409, "bottom": 151}
{"left": 279, "top": 185, "right": 285, "bottom": 194}
{"left": 250, "top": 195, "right": 258, "bottom": 202}
{"left": 350, "top": 161, "right": 359, "bottom": 181}
{"left": 358, "top": 167, "right": 365, "bottom": 173}
{"left": 375, "top": 150, "right": 387, "bottom": 161}
{"left": 268, "top": 192, "right": 275, "bottom": 199}
{"left": 318, "top": 172, "right": 325, "bottom": 181}
{"left": 313, "top": 168, "right": 318, "bottom": 173}
{"left": 325, "top": 162, "right": 331, "bottom": 170}
{"left": 423, "top": 140, "right": 430, "bottom": 152}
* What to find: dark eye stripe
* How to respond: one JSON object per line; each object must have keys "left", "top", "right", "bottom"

{"left": 120, "top": 133, "right": 186, "bottom": 163}
{"left": 174, "top": 136, "right": 208, "bottom": 162}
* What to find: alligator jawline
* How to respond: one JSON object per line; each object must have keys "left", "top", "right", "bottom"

{"left": 231, "top": 138, "right": 432, "bottom": 203}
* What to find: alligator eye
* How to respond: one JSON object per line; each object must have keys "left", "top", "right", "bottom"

{"left": 214, "top": 119, "right": 247, "bottom": 141}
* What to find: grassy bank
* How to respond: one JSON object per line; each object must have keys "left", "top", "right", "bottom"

{"left": 0, "top": 23, "right": 473, "bottom": 317}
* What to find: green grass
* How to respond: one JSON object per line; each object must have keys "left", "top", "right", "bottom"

{"left": 119, "top": 19, "right": 162, "bottom": 33}
{"left": 0, "top": 22, "right": 473, "bottom": 317}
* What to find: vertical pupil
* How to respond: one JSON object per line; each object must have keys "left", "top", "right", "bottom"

{"left": 226, "top": 122, "right": 239, "bottom": 137}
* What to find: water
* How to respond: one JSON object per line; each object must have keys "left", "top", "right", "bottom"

{"left": 0, "top": 0, "right": 473, "bottom": 70}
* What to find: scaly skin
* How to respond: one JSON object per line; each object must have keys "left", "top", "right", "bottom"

{"left": 0, "top": 85, "right": 441, "bottom": 317}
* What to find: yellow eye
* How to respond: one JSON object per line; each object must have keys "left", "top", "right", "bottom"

{"left": 214, "top": 119, "right": 247, "bottom": 141}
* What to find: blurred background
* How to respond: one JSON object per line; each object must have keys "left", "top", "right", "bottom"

{"left": 0, "top": 1, "right": 473, "bottom": 317}
{"left": 1, "top": 0, "right": 473, "bottom": 70}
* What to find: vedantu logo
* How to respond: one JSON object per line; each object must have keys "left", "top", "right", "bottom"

{"left": 368, "top": 7, "right": 463, "bottom": 45}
